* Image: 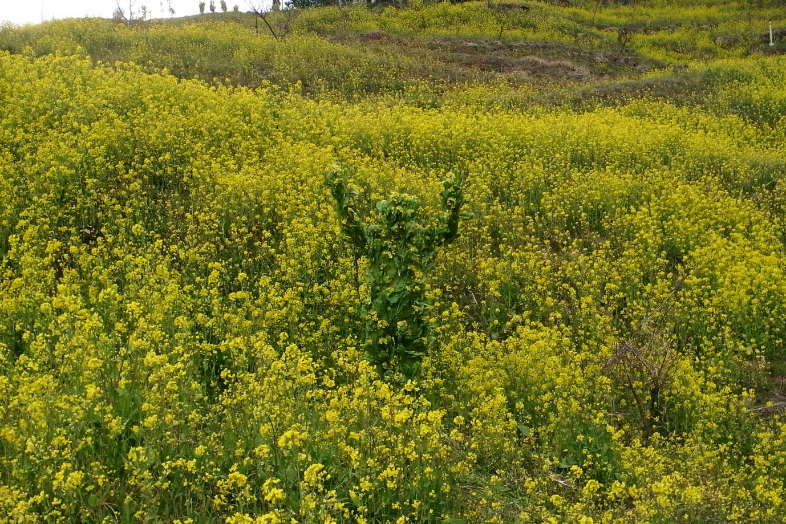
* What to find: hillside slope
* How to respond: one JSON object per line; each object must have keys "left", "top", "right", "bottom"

{"left": 1, "top": 2, "right": 786, "bottom": 523}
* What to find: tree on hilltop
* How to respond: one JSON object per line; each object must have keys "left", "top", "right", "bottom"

{"left": 246, "top": 0, "right": 291, "bottom": 39}
{"left": 115, "top": 1, "right": 174, "bottom": 26}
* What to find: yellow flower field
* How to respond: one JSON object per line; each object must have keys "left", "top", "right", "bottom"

{"left": 1, "top": 1, "right": 786, "bottom": 522}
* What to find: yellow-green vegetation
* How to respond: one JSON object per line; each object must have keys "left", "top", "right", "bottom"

{"left": 1, "top": 1, "right": 786, "bottom": 523}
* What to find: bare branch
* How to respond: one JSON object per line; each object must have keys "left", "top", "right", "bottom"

{"left": 246, "top": 1, "right": 280, "bottom": 40}
{"left": 748, "top": 401, "right": 786, "bottom": 413}
{"left": 115, "top": 0, "right": 139, "bottom": 27}
{"left": 115, "top": 1, "right": 129, "bottom": 21}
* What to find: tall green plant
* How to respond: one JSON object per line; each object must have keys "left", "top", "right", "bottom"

{"left": 326, "top": 167, "right": 469, "bottom": 379}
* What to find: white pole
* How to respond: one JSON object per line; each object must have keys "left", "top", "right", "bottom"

{"left": 770, "top": 21, "right": 775, "bottom": 47}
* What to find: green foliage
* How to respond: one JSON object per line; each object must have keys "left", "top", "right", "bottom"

{"left": 326, "top": 167, "right": 468, "bottom": 378}
{"left": 2, "top": 0, "right": 784, "bottom": 104}
{"left": 2, "top": 3, "right": 786, "bottom": 523}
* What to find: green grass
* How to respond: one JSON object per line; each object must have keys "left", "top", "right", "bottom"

{"left": 2, "top": 0, "right": 784, "bottom": 104}
{"left": 2, "top": 2, "right": 786, "bottom": 523}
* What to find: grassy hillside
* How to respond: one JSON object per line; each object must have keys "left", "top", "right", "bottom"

{"left": 1, "top": 2, "right": 786, "bottom": 523}
{"left": 3, "top": 0, "right": 786, "bottom": 98}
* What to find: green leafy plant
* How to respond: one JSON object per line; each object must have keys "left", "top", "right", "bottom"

{"left": 326, "top": 167, "right": 469, "bottom": 379}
